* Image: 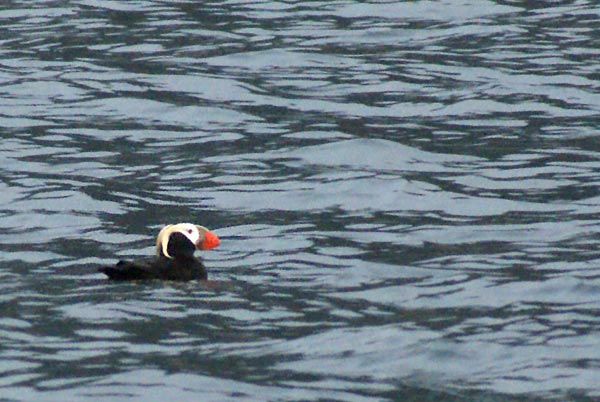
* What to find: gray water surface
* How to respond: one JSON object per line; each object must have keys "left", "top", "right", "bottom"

{"left": 1, "top": 1, "right": 600, "bottom": 401}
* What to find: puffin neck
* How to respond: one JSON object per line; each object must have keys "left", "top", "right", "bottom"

{"left": 165, "top": 232, "right": 196, "bottom": 259}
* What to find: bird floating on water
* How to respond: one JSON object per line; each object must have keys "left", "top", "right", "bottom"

{"left": 99, "top": 223, "right": 220, "bottom": 281}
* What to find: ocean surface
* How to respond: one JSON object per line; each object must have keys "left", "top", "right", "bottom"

{"left": 1, "top": 1, "right": 600, "bottom": 401}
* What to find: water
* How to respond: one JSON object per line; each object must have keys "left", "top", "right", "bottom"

{"left": 1, "top": 1, "right": 600, "bottom": 401}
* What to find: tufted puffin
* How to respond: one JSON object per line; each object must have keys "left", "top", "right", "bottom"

{"left": 99, "top": 223, "right": 220, "bottom": 281}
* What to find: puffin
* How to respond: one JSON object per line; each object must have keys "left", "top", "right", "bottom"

{"left": 99, "top": 223, "right": 220, "bottom": 281}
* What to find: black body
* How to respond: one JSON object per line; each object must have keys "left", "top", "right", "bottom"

{"left": 99, "top": 232, "right": 208, "bottom": 281}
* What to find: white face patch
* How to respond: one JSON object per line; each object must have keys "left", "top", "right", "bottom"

{"left": 156, "top": 223, "right": 204, "bottom": 259}
{"left": 178, "top": 223, "right": 200, "bottom": 245}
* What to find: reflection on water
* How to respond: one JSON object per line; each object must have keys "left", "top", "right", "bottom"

{"left": 1, "top": 1, "right": 600, "bottom": 401}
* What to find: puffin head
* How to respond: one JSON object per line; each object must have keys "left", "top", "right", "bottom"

{"left": 155, "top": 223, "right": 220, "bottom": 259}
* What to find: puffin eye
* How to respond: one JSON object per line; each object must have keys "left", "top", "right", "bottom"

{"left": 187, "top": 229, "right": 193, "bottom": 234}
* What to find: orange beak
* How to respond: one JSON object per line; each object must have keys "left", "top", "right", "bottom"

{"left": 199, "top": 230, "right": 220, "bottom": 250}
